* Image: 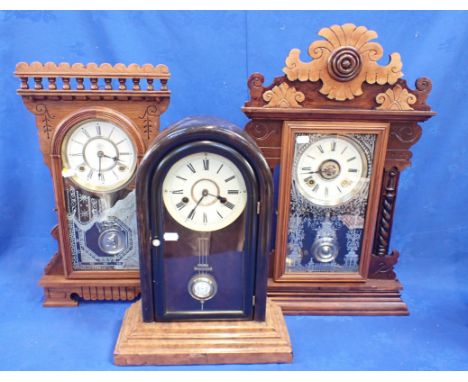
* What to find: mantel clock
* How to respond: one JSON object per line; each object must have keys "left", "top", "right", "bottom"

{"left": 15, "top": 62, "right": 171, "bottom": 306}
{"left": 114, "top": 117, "right": 292, "bottom": 365}
{"left": 242, "top": 23, "right": 435, "bottom": 315}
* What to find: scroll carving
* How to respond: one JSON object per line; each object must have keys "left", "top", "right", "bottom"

{"left": 283, "top": 23, "right": 403, "bottom": 101}
{"left": 376, "top": 85, "right": 417, "bottom": 110}
{"left": 263, "top": 83, "right": 305, "bottom": 108}
{"left": 369, "top": 250, "right": 400, "bottom": 280}
{"left": 246, "top": 121, "right": 275, "bottom": 142}
{"left": 246, "top": 73, "right": 266, "bottom": 107}
{"left": 245, "top": 121, "right": 283, "bottom": 169}
{"left": 391, "top": 123, "right": 422, "bottom": 144}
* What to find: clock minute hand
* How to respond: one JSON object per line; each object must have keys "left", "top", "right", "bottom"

{"left": 97, "top": 151, "right": 103, "bottom": 180}
{"left": 187, "top": 190, "right": 208, "bottom": 220}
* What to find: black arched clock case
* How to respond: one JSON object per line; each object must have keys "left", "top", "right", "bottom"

{"left": 135, "top": 117, "right": 273, "bottom": 321}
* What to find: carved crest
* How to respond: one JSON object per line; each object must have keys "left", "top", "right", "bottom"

{"left": 263, "top": 83, "right": 305, "bottom": 108}
{"left": 376, "top": 85, "right": 417, "bottom": 110}
{"left": 283, "top": 23, "right": 403, "bottom": 101}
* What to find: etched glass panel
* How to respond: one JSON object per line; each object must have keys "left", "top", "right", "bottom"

{"left": 286, "top": 132, "right": 376, "bottom": 273}
{"left": 65, "top": 184, "right": 139, "bottom": 270}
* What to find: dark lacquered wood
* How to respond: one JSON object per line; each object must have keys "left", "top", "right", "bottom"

{"left": 135, "top": 117, "right": 273, "bottom": 322}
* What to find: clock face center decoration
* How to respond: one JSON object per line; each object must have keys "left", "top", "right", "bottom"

{"left": 318, "top": 159, "right": 341, "bottom": 180}
{"left": 62, "top": 119, "right": 137, "bottom": 192}
{"left": 162, "top": 151, "right": 248, "bottom": 232}
{"left": 295, "top": 135, "right": 368, "bottom": 207}
{"left": 190, "top": 179, "right": 220, "bottom": 207}
{"left": 83, "top": 137, "right": 119, "bottom": 172}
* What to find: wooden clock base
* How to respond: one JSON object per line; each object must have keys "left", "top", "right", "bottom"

{"left": 39, "top": 253, "right": 406, "bottom": 316}
{"left": 114, "top": 299, "right": 293, "bottom": 366}
{"left": 267, "top": 278, "right": 408, "bottom": 316}
{"left": 39, "top": 253, "right": 140, "bottom": 307}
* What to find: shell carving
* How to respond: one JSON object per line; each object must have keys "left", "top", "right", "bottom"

{"left": 376, "top": 85, "right": 417, "bottom": 111}
{"left": 283, "top": 23, "right": 403, "bottom": 101}
{"left": 263, "top": 82, "right": 305, "bottom": 108}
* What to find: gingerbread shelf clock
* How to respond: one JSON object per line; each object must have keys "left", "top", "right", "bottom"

{"left": 114, "top": 117, "right": 292, "bottom": 365}
{"left": 242, "top": 23, "right": 435, "bottom": 315}
{"left": 15, "top": 62, "right": 171, "bottom": 306}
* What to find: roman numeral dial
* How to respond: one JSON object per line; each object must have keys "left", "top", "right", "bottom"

{"left": 62, "top": 119, "right": 137, "bottom": 192}
{"left": 295, "top": 134, "right": 368, "bottom": 206}
{"left": 162, "top": 151, "right": 248, "bottom": 232}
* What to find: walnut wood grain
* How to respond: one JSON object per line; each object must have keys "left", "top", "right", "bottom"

{"left": 16, "top": 62, "right": 171, "bottom": 306}
{"left": 242, "top": 23, "right": 435, "bottom": 315}
{"left": 113, "top": 299, "right": 292, "bottom": 365}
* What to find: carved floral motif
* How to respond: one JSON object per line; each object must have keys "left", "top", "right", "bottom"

{"left": 263, "top": 82, "right": 305, "bottom": 108}
{"left": 283, "top": 23, "right": 403, "bottom": 101}
{"left": 35, "top": 104, "right": 55, "bottom": 139}
{"left": 376, "top": 85, "right": 417, "bottom": 111}
{"left": 139, "top": 104, "right": 160, "bottom": 140}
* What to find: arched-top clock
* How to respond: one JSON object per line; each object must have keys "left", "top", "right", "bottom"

{"left": 135, "top": 117, "right": 273, "bottom": 321}
{"left": 15, "top": 62, "right": 171, "bottom": 306}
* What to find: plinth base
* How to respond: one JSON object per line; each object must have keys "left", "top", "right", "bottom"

{"left": 114, "top": 299, "right": 293, "bottom": 366}
{"left": 39, "top": 253, "right": 140, "bottom": 307}
{"left": 268, "top": 278, "right": 409, "bottom": 316}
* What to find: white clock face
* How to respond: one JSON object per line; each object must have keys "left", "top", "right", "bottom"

{"left": 295, "top": 135, "right": 368, "bottom": 206}
{"left": 62, "top": 119, "right": 137, "bottom": 192}
{"left": 162, "top": 152, "right": 248, "bottom": 232}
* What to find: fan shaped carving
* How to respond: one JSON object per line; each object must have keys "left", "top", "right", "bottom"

{"left": 283, "top": 23, "right": 403, "bottom": 101}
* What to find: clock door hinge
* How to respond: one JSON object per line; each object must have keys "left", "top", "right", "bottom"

{"left": 256, "top": 201, "right": 261, "bottom": 215}
{"left": 252, "top": 295, "right": 256, "bottom": 306}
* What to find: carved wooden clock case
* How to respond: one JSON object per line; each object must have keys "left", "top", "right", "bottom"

{"left": 242, "top": 24, "right": 435, "bottom": 315}
{"left": 15, "top": 62, "right": 171, "bottom": 306}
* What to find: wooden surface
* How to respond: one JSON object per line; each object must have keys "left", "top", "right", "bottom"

{"left": 268, "top": 278, "right": 408, "bottom": 315}
{"left": 114, "top": 299, "right": 292, "bottom": 366}
{"left": 242, "top": 23, "right": 435, "bottom": 315}
{"left": 39, "top": 253, "right": 140, "bottom": 307}
{"left": 15, "top": 62, "right": 170, "bottom": 306}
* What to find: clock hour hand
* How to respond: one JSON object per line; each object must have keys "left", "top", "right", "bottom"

{"left": 207, "top": 192, "right": 227, "bottom": 204}
{"left": 99, "top": 152, "right": 120, "bottom": 162}
{"left": 300, "top": 169, "right": 322, "bottom": 175}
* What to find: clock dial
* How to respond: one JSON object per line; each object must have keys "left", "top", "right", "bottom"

{"left": 162, "top": 152, "right": 248, "bottom": 232}
{"left": 62, "top": 119, "right": 137, "bottom": 192}
{"left": 295, "top": 135, "right": 368, "bottom": 206}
